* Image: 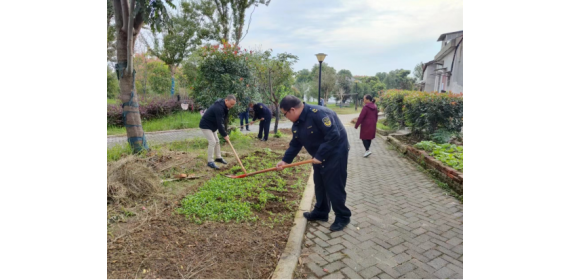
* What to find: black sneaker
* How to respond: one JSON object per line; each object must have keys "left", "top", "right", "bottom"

{"left": 246, "top": 128, "right": 250, "bottom": 131}
{"left": 303, "top": 212, "right": 328, "bottom": 222}
{"left": 215, "top": 158, "right": 228, "bottom": 164}
{"left": 240, "top": 128, "right": 243, "bottom": 131}
{"left": 207, "top": 162, "right": 220, "bottom": 170}
{"left": 330, "top": 218, "right": 350, "bottom": 232}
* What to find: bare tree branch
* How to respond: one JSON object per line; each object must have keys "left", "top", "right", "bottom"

{"left": 126, "top": 0, "right": 136, "bottom": 75}
{"left": 238, "top": 4, "right": 255, "bottom": 45}
{"left": 113, "top": 0, "right": 123, "bottom": 34}
{"left": 133, "top": 12, "right": 144, "bottom": 35}
{"left": 121, "top": 0, "right": 129, "bottom": 32}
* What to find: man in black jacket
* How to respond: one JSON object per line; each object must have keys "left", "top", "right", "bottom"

{"left": 199, "top": 95, "right": 236, "bottom": 170}
{"left": 249, "top": 102, "right": 272, "bottom": 141}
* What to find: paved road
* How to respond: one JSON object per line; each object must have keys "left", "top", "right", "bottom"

{"left": 107, "top": 119, "right": 295, "bottom": 149}
{"left": 297, "top": 115, "right": 463, "bottom": 279}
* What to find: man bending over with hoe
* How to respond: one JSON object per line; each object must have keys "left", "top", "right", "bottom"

{"left": 276, "top": 95, "right": 351, "bottom": 232}
{"left": 199, "top": 95, "right": 236, "bottom": 170}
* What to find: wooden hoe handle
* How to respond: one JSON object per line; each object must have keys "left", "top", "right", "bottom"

{"left": 226, "top": 138, "right": 247, "bottom": 174}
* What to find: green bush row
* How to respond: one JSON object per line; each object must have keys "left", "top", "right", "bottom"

{"left": 379, "top": 90, "right": 463, "bottom": 138}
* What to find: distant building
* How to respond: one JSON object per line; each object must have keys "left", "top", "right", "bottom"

{"left": 419, "top": 31, "right": 463, "bottom": 93}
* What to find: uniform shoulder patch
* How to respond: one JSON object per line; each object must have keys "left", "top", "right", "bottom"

{"left": 311, "top": 108, "right": 318, "bottom": 113}
{"left": 322, "top": 116, "right": 331, "bottom": 127}
{"left": 259, "top": 105, "right": 263, "bottom": 108}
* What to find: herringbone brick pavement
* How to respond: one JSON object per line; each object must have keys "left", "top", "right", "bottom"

{"left": 296, "top": 120, "right": 463, "bottom": 279}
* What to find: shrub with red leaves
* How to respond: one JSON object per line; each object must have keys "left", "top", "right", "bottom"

{"left": 107, "top": 96, "right": 195, "bottom": 127}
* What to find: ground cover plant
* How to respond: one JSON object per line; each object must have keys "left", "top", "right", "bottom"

{"left": 414, "top": 141, "right": 463, "bottom": 171}
{"left": 107, "top": 129, "right": 312, "bottom": 279}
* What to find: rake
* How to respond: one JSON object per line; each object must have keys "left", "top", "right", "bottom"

{"left": 225, "top": 159, "right": 313, "bottom": 179}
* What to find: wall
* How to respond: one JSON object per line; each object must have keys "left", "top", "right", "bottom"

{"left": 449, "top": 42, "right": 463, "bottom": 93}
{"left": 442, "top": 52, "right": 455, "bottom": 70}
{"left": 422, "top": 64, "right": 436, "bottom": 92}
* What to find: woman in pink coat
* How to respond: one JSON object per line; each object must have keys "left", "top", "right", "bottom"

{"left": 354, "top": 94, "right": 379, "bottom": 157}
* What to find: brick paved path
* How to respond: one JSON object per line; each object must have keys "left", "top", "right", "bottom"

{"left": 297, "top": 118, "right": 463, "bottom": 279}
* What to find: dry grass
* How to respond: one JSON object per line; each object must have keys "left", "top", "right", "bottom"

{"left": 107, "top": 156, "right": 162, "bottom": 204}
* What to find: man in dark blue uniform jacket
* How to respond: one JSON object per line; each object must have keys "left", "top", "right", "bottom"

{"left": 249, "top": 102, "right": 272, "bottom": 141}
{"left": 276, "top": 95, "right": 351, "bottom": 231}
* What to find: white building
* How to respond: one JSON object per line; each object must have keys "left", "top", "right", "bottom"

{"left": 420, "top": 31, "right": 463, "bottom": 93}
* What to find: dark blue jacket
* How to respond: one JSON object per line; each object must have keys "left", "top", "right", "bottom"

{"left": 199, "top": 98, "right": 229, "bottom": 137}
{"left": 252, "top": 103, "right": 272, "bottom": 121}
{"left": 282, "top": 103, "right": 348, "bottom": 163}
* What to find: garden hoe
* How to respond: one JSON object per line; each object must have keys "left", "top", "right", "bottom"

{"left": 226, "top": 138, "right": 248, "bottom": 175}
{"left": 225, "top": 159, "right": 313, "bottom": 179}
{"left": 236, "top": 120, "right": 258, "bottom": 129}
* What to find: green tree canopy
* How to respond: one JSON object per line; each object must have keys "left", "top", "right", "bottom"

{"left": 193, "top": 42, "right": 255, "bottom": 118}
{"left": 193, "top": 0, "right": 270, "bottom": 46}
{"left": 250, "top": 49, "right": 298, "bottom": 132}
{"left": 309, "top": 62, "right": 336, "bottom": 104}
{"left": 413, "top": 62, "right": 423, "bottom": 82}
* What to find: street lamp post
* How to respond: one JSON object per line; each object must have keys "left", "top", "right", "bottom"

{"left": 315, "top": 53, "right": 327, "bottom": 106}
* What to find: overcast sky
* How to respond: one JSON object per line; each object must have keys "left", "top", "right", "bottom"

{"left": 238, "top": 0, "right": 463, "bottom": 76}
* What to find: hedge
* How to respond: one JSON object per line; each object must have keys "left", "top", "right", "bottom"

{"left": 107, "top": 96, "right": 195, "bottom": 127}
{"left": 379, "top": 90, "right": 463, "bottom": 138}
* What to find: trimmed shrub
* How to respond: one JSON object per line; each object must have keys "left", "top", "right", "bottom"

{"left": 379, "top": 89, "right": 409, "bottom": 129}
{"left": 403, "top": 91, "right": 463, "bottom": 137}
{"left": 379, "top": 90, "right": 463, "bottom": 139}
{"left": 107, "top": 96, "right": 195, "bottom": 127}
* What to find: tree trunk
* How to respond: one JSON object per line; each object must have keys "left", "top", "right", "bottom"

{"left": 169, "top": 65, "right": 176, "bottom": 96}
{"left": 268, "top": 69, "right": 279, "bottom": 134}
{"left": 115, "top": 0, "right": 148, "bottom": 153}
{"left": 273, "top": 101, "right": 279, "bottom": 134}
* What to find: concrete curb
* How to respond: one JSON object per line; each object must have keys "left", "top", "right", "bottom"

{"left": 272, "top": 169, "right": 315, "bottom": 279}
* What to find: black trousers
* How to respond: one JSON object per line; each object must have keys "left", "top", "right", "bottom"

{"left": 258, "top": 118, "right": 271, "bottom": 140}
{"left": 311, "top": 147, "right": 351, "bottom": 222}
{"left": 238, "top": 112, "right": 249, "bottom": 129}
{"left": 362, "top": 140, "right": 371, "bottom": 151}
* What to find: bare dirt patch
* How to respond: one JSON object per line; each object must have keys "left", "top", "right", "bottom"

{"left": 107, "top": 129, "right": 311, "bottom": 279}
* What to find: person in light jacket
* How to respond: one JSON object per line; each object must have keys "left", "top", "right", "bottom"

{"left": 354, "top": 94, "right": 379, "bottom": 157}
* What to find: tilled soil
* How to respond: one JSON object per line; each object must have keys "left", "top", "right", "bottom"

{"left": 107, "top": 130, "right": 311, "bottom": 279}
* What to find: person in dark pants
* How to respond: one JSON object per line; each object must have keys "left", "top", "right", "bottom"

{"left": 199, "top": 95, "right": 236, "bottom": 170}
{"left": 238, "top": 110, "right": 250, "bottom": 131}
{"left": 249, "top": 102, "right": 272, "bottom": 141}
{"left": 355, "top": 94, "right": 379, "bottom": 157}
{"left": 276, "top": 95, "right": 351, "bottom": 232}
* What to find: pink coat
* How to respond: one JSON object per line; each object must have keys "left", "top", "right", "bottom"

{"left": 355, "top": 102, "right": 379, "bottom": 140}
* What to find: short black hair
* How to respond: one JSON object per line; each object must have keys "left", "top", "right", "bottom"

{"left": 226, "top": 94, "right": 236, "bottom": 101}
{"left": 279, "top": 95, "right": 302, "bottom": 111}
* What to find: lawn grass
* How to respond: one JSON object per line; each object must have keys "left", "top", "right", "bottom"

{"left": 377, "top": 118, "right": 392, "bottom": 131}
{"left": 330, "top": 105, "right": 362, "bottom": 115}
{"left": 107, "top": 142, "right": 133, "bottom": 162}
{"left": 304, "top": 100, "right": 362, "bottom": 114}
{"left": 107, "top": 111, "right": 202, "bottom": 136}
